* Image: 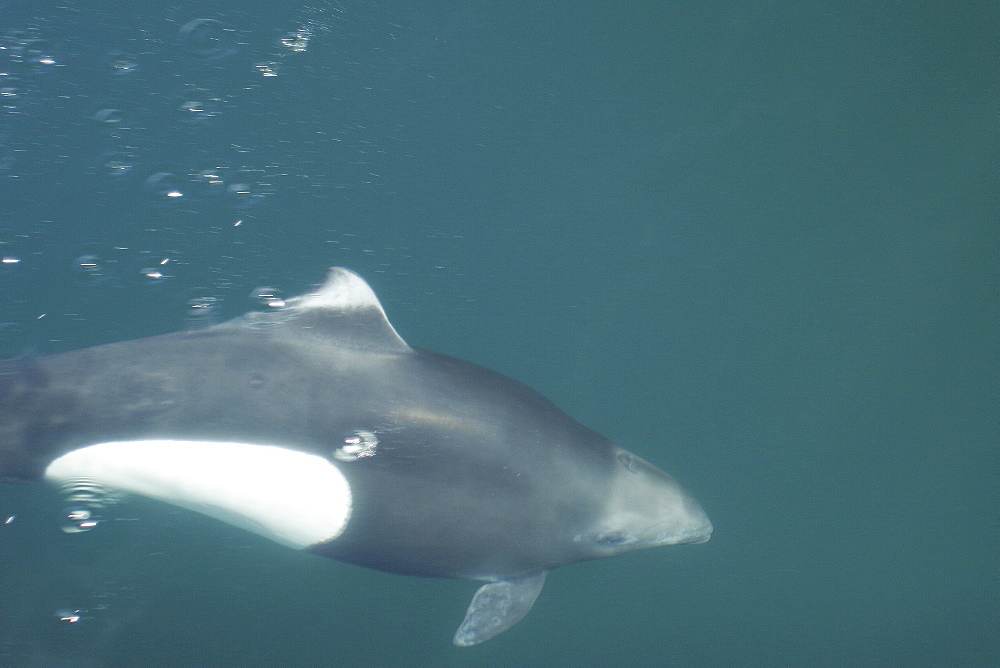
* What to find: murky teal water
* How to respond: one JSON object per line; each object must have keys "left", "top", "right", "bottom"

{"left": 0, "top": 2, "right": 995, "bottom": 665}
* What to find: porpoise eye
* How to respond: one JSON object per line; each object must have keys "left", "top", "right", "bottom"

{"left": 596, "top": 531, "right": 632, "bottom": 546}
{"left": 617, "top": 452, "right": 639, "bottom": 474}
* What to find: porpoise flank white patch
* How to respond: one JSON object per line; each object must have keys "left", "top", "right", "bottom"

{"left": 44, "top": 440, "right": 351, "bottom": 549}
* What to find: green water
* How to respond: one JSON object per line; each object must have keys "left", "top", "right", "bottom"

{"left": 0, "top": 1, "right": 995, "bottom": 665}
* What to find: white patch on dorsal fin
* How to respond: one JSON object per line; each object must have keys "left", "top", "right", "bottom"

{"left": 276, "top": 267, "right": 410, "bottom": 352}
{"left": 293, "top": 267, "right": 386, "bottom": 312}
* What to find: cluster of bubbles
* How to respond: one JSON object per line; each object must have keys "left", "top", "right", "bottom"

{"left": 4, "top": 247, "right": 294, "bottom": 327}
{"left": 0, "top": 2, "right": 413, "bottom": 360}
{"left": 132, "top": 165, "right": 273, "bottom": 210}
{"left": 334, "top": 429, "right": 379, "bottom": 462}
{"left": 91, "top": 14, "right": 327, "bottom": 205}
{"left": 0, "top": 32, "right": 61, "bottom": 78}
{"left": 1, "top": 7, "right": 333, "bottom": 214}
{"left": 68, "top": 251, "right": 177, "bottom": 291}
{"left": 0, "top": 246, "right": 297, "bottom": 354}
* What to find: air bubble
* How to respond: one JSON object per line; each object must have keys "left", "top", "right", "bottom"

{"left": 334, "top": 430, "right": 378, "bottom": 462}
{"left": 190, "top": 165, "right": 227, "bottom": 197}
{"left": 55, "top": 478, "right": 117, "bottom": 532}
{"left": 176, "top": 95, "right": 222, "bottom": 127}
{"left": 0, "top": 86, "right": 22, "bottom": 113}
{"left": 16, "top": 38, "right": 60, "bottom": 75}
{"left": 187, "top": 295, "right": 218, "bottom": 316}
{"left": 250, "top": 286, "right": 285, "bottom": 309}
{"left": 73, "top": 254, "right": 110, "bottom": 286}
{"left": 278, "top": 30, "right": 312, "bottom": 53}
{"left": 54, "top": 607, "right": 89, "bottom": 631}
{"left": 226, "top": 173, "right": 271, "bottom": 210}
{"left": 255, "top": 61, "right": 279, "bottom": 78}
{"left": 0, "top": 255, "right": 21, "bottom": 274}
{"left": 104, "top": 51, "right": 140, "bottom": 76}
{"left": 136, "top": 257, "right": 173, "bottom": 287}
{"left": 177, "top": 18, "right": 240, "bottom": 60}
{"left": 185, "top": 290, "right": 220, "bottom": 324}
{"left": 95, "top": 151, "right": 136, "bottom": 181}
{"left": 92, "top": 108, "right": 130, "bottom": 133}
{"left": 143, "top": 171, "right": 185, "bottom": 202}
{"left": 60, "top": 506, "right": 101, "bottom": 533}
{"left": 55, "top": 608, "right": 81, "bottom": 623}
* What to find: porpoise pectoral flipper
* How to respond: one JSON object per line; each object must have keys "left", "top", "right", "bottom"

{"left": 453, "top": 571, "right": 549, "bottom": 647}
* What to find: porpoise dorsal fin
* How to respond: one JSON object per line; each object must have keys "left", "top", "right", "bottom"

{"left": 453, "top": 571, "right": 549, "bottom": 646}
{"left": 243, "top": 267, "right": 411, "bottom": 354}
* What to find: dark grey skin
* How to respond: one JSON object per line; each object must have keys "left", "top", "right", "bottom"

{"left": 0, "top": 268, "right": 712, "bottom": 645}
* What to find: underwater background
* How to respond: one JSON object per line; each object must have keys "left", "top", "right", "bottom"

{"left": 0, "top": 1, "right": 995, "bottom": 666}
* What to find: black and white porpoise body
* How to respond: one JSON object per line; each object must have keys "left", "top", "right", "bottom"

{"left": 0, "top": 267, "right": 712, "bottom": 646}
